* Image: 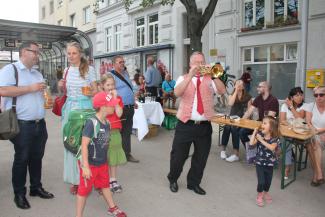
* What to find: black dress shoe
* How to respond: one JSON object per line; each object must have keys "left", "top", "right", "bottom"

{"left": 169, "top": 182, "right": 178, "bottom": 193}
{"left": 30, "top": 187, "right": 54, "bottom": 199}
{"left": 187, "top": 185, "right": 206, "bottom": 195}
{"left": 14, "top": 195, "right": 31, "bottom": 209}
{"left": 127, "top": 154, "right": 139, "bottom": 163}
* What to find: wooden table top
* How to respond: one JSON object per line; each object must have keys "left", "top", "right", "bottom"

{"left": 211, "top": 116, "right": 314, "bottom": 141}
{"left": 211, "top": 116, "right": 261, "bottom": 130}
{"left": 279, "top": 124, "right": 314, "bottom": 141}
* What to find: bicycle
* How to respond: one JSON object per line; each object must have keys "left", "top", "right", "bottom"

{"left": 214, "top": 66, "right": 236, "bottom": 112}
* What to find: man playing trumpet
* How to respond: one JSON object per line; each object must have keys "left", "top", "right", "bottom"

{"left": 167, "top": 52, "right": 226, "bottom": 195}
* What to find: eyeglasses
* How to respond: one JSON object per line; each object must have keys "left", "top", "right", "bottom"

{"left": 116, "top": 61, "right": 125, "bottom": 64}
{"left": 257, "top": 86, "right": 265, "bottom": 88}
{"left": 314, "top": 93, "right": 325, "bottom": 98}
{"left": 26, "top": 49, "right": 40, "bottom": 55}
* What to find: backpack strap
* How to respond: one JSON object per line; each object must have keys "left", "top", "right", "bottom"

{"left": 90, "top": 118, "right": 100, "bottom": 139}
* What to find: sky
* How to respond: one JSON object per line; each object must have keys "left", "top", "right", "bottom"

{"left": 0, "top": 0, "right": 39, "bottom": 23}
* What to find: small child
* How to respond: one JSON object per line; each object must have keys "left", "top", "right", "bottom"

{"left": 161, "top": 73, "right": 176, "bottom": 108}
{"left": 250, "top": 116, "right": 280, "bottom": 207}
{"left": 76, "top": 91, "right": 126, "bottom": 217}
{"left": 101, "top": 74, "right": 127, "bottom": 193}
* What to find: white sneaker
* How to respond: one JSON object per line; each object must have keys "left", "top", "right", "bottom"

{"left": 226, "top": 154, "right": 239, "bottom": 162}
{"left": 220, "top": 151, "right": 227, "bottom": 160}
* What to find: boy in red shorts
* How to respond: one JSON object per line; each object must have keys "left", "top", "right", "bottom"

{"left": 76, "top": 91, "right": 127, "bottom": 217}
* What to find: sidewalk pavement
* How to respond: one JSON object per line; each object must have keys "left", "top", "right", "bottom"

{"left": 0, "top": 112, "right": 324, "bottom": 217}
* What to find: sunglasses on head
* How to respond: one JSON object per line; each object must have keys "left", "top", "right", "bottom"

{"left": 314, "top": 93, "right": 325, "bottom": 98}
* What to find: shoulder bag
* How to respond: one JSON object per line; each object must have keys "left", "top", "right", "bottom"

{"left": 110, "top": 70, "right": 133, "bottom": 91}
{"left": 0, "top": 64, "right": 20, "bottom": 140}
{"left": 52, "top": 67, "right": 70, "bottom": 116}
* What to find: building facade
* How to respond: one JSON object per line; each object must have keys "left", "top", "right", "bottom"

{"left": 212, "top": 0, "right": 325, "bottom": 101}
{"left": 39, "top": 0, "right": 97, "bottom": 55}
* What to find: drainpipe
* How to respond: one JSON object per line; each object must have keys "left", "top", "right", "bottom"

{"left": 300, "top": 0, "right": 309, "bottom": 91}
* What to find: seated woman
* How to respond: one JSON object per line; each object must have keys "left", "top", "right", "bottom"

{"left": 305, "top": 86, "right": 325, "bottom": 187}
{"left": 280, "top": 87, "right": 305, "bottom": 179}
{"left": 221, "top": 80, "right": 252, "bottom": 162}
{"left": 161, "top": 73, "right": 176, "bottom": 108}
{"left": 132, "top": 73, "right": 146, "bottom": 99}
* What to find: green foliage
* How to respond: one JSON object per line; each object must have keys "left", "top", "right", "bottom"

{"left": 123, "top": 0, "right": 175, "bottom": 10}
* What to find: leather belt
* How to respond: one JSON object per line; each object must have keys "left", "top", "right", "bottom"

{"left": 186, "top": 120, "right": 209, "bottom": 125}
{"left": 18, "top": 119, "right": 44, "bottom": 124}
{"left": 124, "top": 104, "right": 134, "bottom": 108}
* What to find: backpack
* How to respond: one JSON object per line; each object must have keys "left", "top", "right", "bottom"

{"left": 63, "top": 109, "right": 97, "bottom": 157}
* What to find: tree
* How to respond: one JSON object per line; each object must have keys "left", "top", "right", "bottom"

{"left": 123, "top": 0, "right": 219, "bottom": 53}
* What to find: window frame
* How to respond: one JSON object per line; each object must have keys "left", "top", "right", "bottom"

{"left": 42, "top": 6, "right": 46, "bottom": 19}
{"left": 273, "top": 0, "right": 299, "bottom": 22}
{"left": 242, "top": 43, "right": 298, "bottom": 99}
{"left": 136, "top": 17, "right": 145, "bottom": 47}
{"left": 105, "top": 27, "right": 113, "bottom": 52}
{"left": 50, "top": 1, "right": 54, "bottom": 14}
{"left": 114, "top": 24, "right": 122, "bottom": 51}
{"left": 243, "top": 0, "right": 265, "bottom": 28}
{"left": 70, "top": 13, "right": 76, "bottom": 27}
{"left": 83, "top": 6, "right": 91, "bottom": 24}
{"left": 148, "top": 13, "right": 159, "bottom": 45}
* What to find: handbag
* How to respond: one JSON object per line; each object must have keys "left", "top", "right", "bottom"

{"left": 52, "top": 67, "right": 69, "bottom": 116}
{"left": 0, "top": 64, "right": 20, "bottom": 140}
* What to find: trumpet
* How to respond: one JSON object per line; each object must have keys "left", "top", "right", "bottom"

{"left": 198, "top": 63, "right": 224, "bottom": 79}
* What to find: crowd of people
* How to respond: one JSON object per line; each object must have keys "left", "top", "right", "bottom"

{"left": 0, "top": 41, "right": 324, "bottom": 216}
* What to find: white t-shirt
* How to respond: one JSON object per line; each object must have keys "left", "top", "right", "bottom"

{"left": 175, "top": 75, "right": 217, "bottom": 121}
{"left": 304, "top": 102, "right": 325, "bottom": 129}
{"left": 280, "top": 103, "right": 305, "bottom": 120}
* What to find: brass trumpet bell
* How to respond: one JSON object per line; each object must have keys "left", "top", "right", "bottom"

{"left": 198, "top": 63, "right": 224, "bottom": 79}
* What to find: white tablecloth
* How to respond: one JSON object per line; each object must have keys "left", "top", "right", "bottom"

{"left": 133, "top": 101, "right": 165, "bottom": 141}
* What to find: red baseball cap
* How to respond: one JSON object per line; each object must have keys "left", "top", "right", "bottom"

{"left": 93, "top": 91, "right": 119, "bottom": 108}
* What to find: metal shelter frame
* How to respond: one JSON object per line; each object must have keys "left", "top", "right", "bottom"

{"left": 0, "top": 19, "right": 93, "bottom": 83}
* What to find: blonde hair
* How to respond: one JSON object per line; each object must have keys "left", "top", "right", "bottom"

{"left": 101, "top": 74, "right": 115, "bottom": 86}
{"left": 67, "top": 41, "right": 89, "bottom": 79}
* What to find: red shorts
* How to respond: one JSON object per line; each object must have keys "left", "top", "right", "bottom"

{"left": 77, "top": 163, "right": 110, "bottom": 196}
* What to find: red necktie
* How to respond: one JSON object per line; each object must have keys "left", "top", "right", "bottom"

{"left": 196, "top": 74, "right": 204, "bottom": 115}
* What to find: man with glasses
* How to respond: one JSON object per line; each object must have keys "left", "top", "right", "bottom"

{"left": 110, "top": 55, "right": 139, "bottom": 163}
{"left": 234, "top": 81, "right": 279, "bottom": 163}
{"left": 0, "top": 41, "right": 54, "bottom": 209}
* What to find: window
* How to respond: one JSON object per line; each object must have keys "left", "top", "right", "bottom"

{"left": 42, "top": 7, "right": 46, "bottom": 19}
{"left": 274, "top": 0, "right": 298, "bottom": 22}
{"left": 244, "top": 0, "right": 265, "bottom": 27}
{"left": 105, "top": 27, "right": 113, "bottom": 52}
{"left": 286, "top": 44, "right": 297, "bottom": 60}
{"left": 83, "top": 6, "right": 91, "bottom": 24}
{"left": 114, "top": 24, "right": 122, "bottom": 51}
{"left": 148, "top": 14, "right": 159, "bottom": 45}
{"left": 50, "top": 1, "right": 54, "bottom": 14}
{"left": 70, "top": 14, "right": 76, "bottom": 27}
{"left": 243, "top": 43, "right": 298, "bottom": 99}
{"left": 58, "top": 0, "right": 63, "bottom": 8}
{"left": 136, "top": 18, "right": 145, "bottom": 47}
{"left": 58, "top": 19, "right": 63, "bottom": 26}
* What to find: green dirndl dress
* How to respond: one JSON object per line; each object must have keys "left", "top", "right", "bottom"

{"left": 108, "top": 129, "right": 127, "bottom": 166}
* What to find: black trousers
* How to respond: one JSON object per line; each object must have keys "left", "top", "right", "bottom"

{"left": 167, "top": 120, "right": 212, "bottom": 187}
{"left": 121, "top": 106, "right": 134, "bottom": 156}
{"left": 256, "top": 164, "right": 274, "bottom": 192}
{"left": 10, "top": 119, "right": 48, "bottom": 196}
{"left": 146, "top": 86, "right": 158, "bottom": 97}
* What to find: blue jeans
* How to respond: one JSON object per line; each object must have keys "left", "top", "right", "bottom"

{"left": 10, "top": 119, "right": 48, "bottom": 196}
{"left": 221, "top": 126, "right": 240, "bottom": 150}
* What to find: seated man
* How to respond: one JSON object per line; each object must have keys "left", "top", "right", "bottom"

{"left": 239, "top": 81, "right": 279, "bottom": 161}
{"left": 162, "top": 73, "right": 176, "bottom": 108}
